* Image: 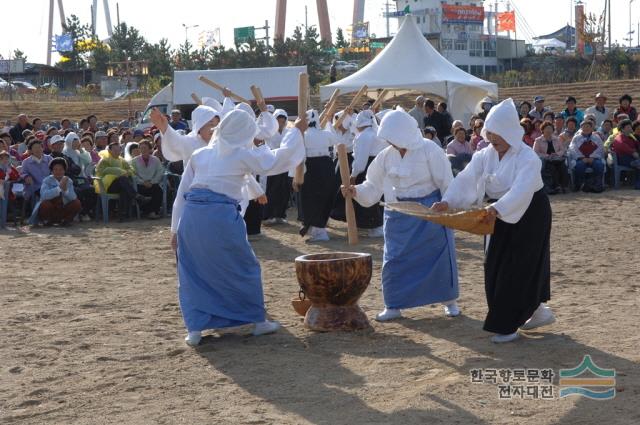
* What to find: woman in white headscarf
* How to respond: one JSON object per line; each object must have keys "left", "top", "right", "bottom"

{"left": 263, "top": 109, "right": 292, "bottom": 224}
{"left": 348, "top": 109, "right": 388, "bottom": 237}
{"left": 341, "top": 108, "right": 460, "bottom": 322}
{"left": 171, "top": 109, "right": 306, "bottom": 347}
{"left": 432, "top": 98, "right": 554, "bottom": 343}
{"left": 299, "top": 109, "right": 339, "bottom": 242}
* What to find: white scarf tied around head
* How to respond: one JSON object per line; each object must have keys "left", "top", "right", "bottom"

{"left": 208, "top": 109, "right": 259, "bottom": 157}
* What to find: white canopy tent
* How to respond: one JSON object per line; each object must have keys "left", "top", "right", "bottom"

{"left": 532, "top": 38, "right": 567, "bottom": 49}
{"left": 320, "top": 15, "right": 498, "bottom": 122}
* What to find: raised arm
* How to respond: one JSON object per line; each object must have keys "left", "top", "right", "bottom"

{"left": 243, "top": 121, "right": 307, "bottom": 176}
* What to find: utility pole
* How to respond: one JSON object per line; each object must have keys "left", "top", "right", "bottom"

{"left": 47, "top": 0, "right": 54, "bottom": 65}
{"left": 630, "top": 0, "right": 635, "bottom": 48}
{"left": 116, "top": 2, "right": 120, "bottom": 27}
{"left": 385, "top": 1, "right": 390, "bottom": 38}
{"left": 305, "top": 5, "right": 308, "bottom": 29}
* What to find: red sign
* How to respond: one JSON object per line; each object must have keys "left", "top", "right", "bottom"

{"left": 442, "top": 4, "right": 485, "bottom": 25}
{"left": 497, "top": 11, "right": 516, "bottom": 32}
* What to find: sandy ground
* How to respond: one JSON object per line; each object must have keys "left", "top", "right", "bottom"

{"left": 1, "top": 190, "right": 639, "bottom": 425}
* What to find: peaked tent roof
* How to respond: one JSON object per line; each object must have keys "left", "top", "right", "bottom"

{"left": 320, "top": 15, "right": 498, "bottom": 120}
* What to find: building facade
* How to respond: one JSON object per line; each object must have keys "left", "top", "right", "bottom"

{"left": 393, "top": 0, "right": 523, "bottom": 76}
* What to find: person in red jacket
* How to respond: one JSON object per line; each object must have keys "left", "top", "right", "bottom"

{"left": 611, "top": 119, "right": 640, "bottom": 189}
{"left": 0, "top": 150, "right": 21, "bottom": 201}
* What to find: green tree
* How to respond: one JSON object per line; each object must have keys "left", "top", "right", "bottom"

{"left": 174, "top": 40, "right": 195, "bottom": 70}
{"left": 109, "top": 22, "right": 147, "bottom": 61}
{"left": 334, "top": 28, "right": 349, "bottom": 49}
{"left": 13, "top": 49, "right": 27, "bottom": 62}
{"left": 143, "top": 38, "right": 173, "bottom": 77}
{"left": 56, "top": 14, "right": 92, "bottom": 69}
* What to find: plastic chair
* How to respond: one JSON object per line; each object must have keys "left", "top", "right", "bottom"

{"left": 87, "top": 163, "right": 140, "bottom": 223}
{"left": 608, "top": 152, "right": 635, "bottom": 189}
{"left": 161, "top": 168, "right": 182, "bottom": 218}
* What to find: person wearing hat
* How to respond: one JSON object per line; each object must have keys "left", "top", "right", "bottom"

{"left": 433, "top": 98, "right": 555, "bottom": 343}
{"left": 169, "top": 109, "right": 188, "bottom": 131}
{"left": 478, "top": 97, "right": 495, "bottom": 121}
{"left": 614, "top": 94, "right": 637, "bottom": 122}
{"left": 170, "top": 109, "right": 306, "bottom": 346}
{"left": 0, "top": 150, "right": 20, "bottom": 202}
{"left": 585, "top": 93, "right": 610, "bottom": 127}
{"left": 299, "top": 109, "right": 339, "bottom": 242}
{"left": 569, "top": 119, "right": 605, "bottom": 192}
{"left": 263, "top": 109, "right": 292, "bottom": 225}
{"left": 561, "top": 96, "right": 584, "bottom": 125}
{"left": 35, "top": 157, "right": 82, "bottom": 226}
{"left": 341, "top": 108, "right": 460, "bottom": 322}
{"left": 343, "top": 109, "right": 387, "bottom": 237}
{"left": 529, "top": 96, "right": 551, "bottom": 121}
{"left": 408, "top": 95, "right": 426, "bottom": 130}
{"left": 20, "top": 139, "right": 53, "bottom": 201}
{"left": 610, "top": 119, "right": 640, "bottom": 189}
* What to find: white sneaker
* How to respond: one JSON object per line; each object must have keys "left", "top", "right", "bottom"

{"left": 491, "top": 332, "right": 519, "bottom": 343}
{"left": 375, "top": 308, "right": 402, "bottom": 322}
{"left": 308, "top": 228, "right": 330, "bottom": 242}
{"left": 443, "top": 301, "right": 461, "bottom": 317}
{"left": 252, "top": 320, "right": 281, "bottom": 336}
{"left": 367, "top": 226, "right": 384, "bottom": 238}
{"left": 520, "top": 303, "right": 556, "bottom": 330}
{"left": 184, "top": 331, "right": 202, "bottom": 346}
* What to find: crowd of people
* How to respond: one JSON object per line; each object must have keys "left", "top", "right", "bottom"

{"left": 407, "top": 92, "right": 640, "bottom": 193}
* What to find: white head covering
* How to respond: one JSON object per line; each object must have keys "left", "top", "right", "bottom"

{"left": 273, "top": 109, "right": 288, "bottom": 120}
{"left": 235, "top": 102, "right": 256, "bottom": 117}
{"left": 209, "top": 109, "right": 258, "bottom": 157}
{"left": 480, "top": 98, "right": 524, "bottom": 152}
{"left": 63, "top": 132, "right": 81, "bottom": 164}
{"left": 377, "top": 109, "right": 423, "bottom": 150}
{"left": 201, "top": 97, "right": 223, "bottom": 112}
{"left": 306, "top": 109, "right": 319, "bottom": 127}
{"left": 191, "top": 105, "right": 219, "bottom": 136}
{"left": 266, "top": 104, "right": 275, "bottom": 113}
{"left": 333, "top": 110, "right": 353, "bottom": 130}
{"left": 355, "top": 110, "right": 375, "bottom": 128}
{"left": 124, "top": 142, "right": 139, "bottom": 162}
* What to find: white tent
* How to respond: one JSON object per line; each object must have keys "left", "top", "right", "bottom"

{"left": 320, "top": 15, "right": 498, "bottom": 122}
{"left": 532, "top": 38, "right": 567, "bottom": 49}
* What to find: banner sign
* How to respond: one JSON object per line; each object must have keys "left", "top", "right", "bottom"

{"left": 442, "top": 4, "right": 485, "bottom": 25}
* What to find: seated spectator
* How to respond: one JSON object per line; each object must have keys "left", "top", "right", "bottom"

{"left": 0, "top": 133, "right": 21, "bottom": 165}
{"left": 152, "top": 132, "right": 166, "bottom": 163}
{"left": 585, "top": 93, "right": 610, "bottom": 127}
{"left": 124, "top": 142, "right": 140, "bottom": 163}
{"left": 0, "top": 150, "right": 20, "bottom": 202}
{"left": 96, "top": 142, "right": 140, "bottom": 222}
{"left": 446, "top": 127, "right": 473, "bottom": 174}
{"left": 132, "top": 140, "right": 164, "bottom": 218}
{"left": 518, "top": 101, "right": 532, "bottom": 120}
{"left": 559, "top": 117, "right": 578, "bottom": 149}
{"left": 95, "top": 131, "right": 109, "bottom": 152}
{"left": 445, "top": 120, "right": 464, "bottom": 144}
{"left": 553, "top": 113, "right": 565, "bottom": 136}
{"left": 133, "top": 129, "right": 144, "bottom": 143}
{"left": 531, "top": 118, "right": 543, "bottom": 140}
{"left": 79, "top": 118, "right": 89, "bottom": 132}
{"left": 613, "top": 94, "right": 637, "bottom": 122}
{"left": 543, "top": 111, "right": 555, "bottom": 123}
{"left": 561, "top": 96, "right": 585, "bottom": 125}
{"left": 169, "top": 109, "right": 188, "bottom": 131}
{"left": 610, "top": 119, "right": 640, "bottom": 189}
{"left": 521, "top": 118, "right": 535, "bottom": 147}
{"left": 534, "top": 122, "right": 568, "bottom": 194}
{"left": 60, "top": 118, "right": 72, "bottom": 131}
{"left": 422, "top": 126, "right": 442, "bottom": 146}
{"left": 64, "top": 133, "right": 96, "bottom": 220}
{"left": 470, "top": 119, "right": 488, "bottom": 151}
{"left": 81, "top": 137, "right": 101, "bottom": 164}
{"left": 528, "top": 96, "right": 551, "bottom": 121}
{"left": 569, "top": 120, "right": 605, "bottom": 192}
{"left": 20, "top": 139, "right": 52, "bottom": 200}
{"left": 9, "top": 114, "right": 33, "bottom": 144}
{"left": 38, "top": 158, "right": 82, "bottom": 226}
{"left": 598, "top": 119, "right": 613, "bottom": 142}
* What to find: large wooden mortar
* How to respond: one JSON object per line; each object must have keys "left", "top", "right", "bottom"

{"left": 294, "top": 252, "right": 372, "bottom": 331}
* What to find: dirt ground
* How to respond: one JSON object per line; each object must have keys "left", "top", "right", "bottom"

{"left": 1, "top": 190, "right": 639, "bottom": 425}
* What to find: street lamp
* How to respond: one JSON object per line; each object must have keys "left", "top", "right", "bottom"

{"left": 182, "top": 23, "right": 200, "bottom": 44}
{"left": 107, "top": 59, "right": 149, "bottom": 120}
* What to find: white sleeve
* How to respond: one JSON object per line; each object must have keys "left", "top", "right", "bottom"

{"left": 161, "top": 125, "right": 190, "bottom": 163}
{"left": 441, "top": 149, "right": 484, "bottom": 209}
{"left": 244, "top": 174, "right": 264, "bottom": 199}
{"left": 426, "top": 144, "right": 454, "bottom": 195}
{"left": 171, "top": 158, "right": 194, "bottom": 234}
{"left": 351, "top": 132, "right": 373, "bottom": 178}
{"left": 243, "top": 128, "right": 305, "bottom": 176}
{"left": 256, "top": 112, "right": 278, "bottom": 140}
{"left": 353, "top": 153, "right": 385, "bottom": 208}
{"left": 491, "top": 155, "right": 542, "bottom": 224}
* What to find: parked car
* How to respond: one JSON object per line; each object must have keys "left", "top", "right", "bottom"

{"left": 626, "top": 47, "right": 640, "bottom": 55}
{"left": 334, "top": 61, "right": 358, "bottom": 72}
{"left": 0, "top": 77, "right": 13, "bottom": 91}
{"left": 40, "top": 82, "right": 59, "bottom": 89}
{"left": 11, "top": 80, "right": 37, "bottom": 94}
